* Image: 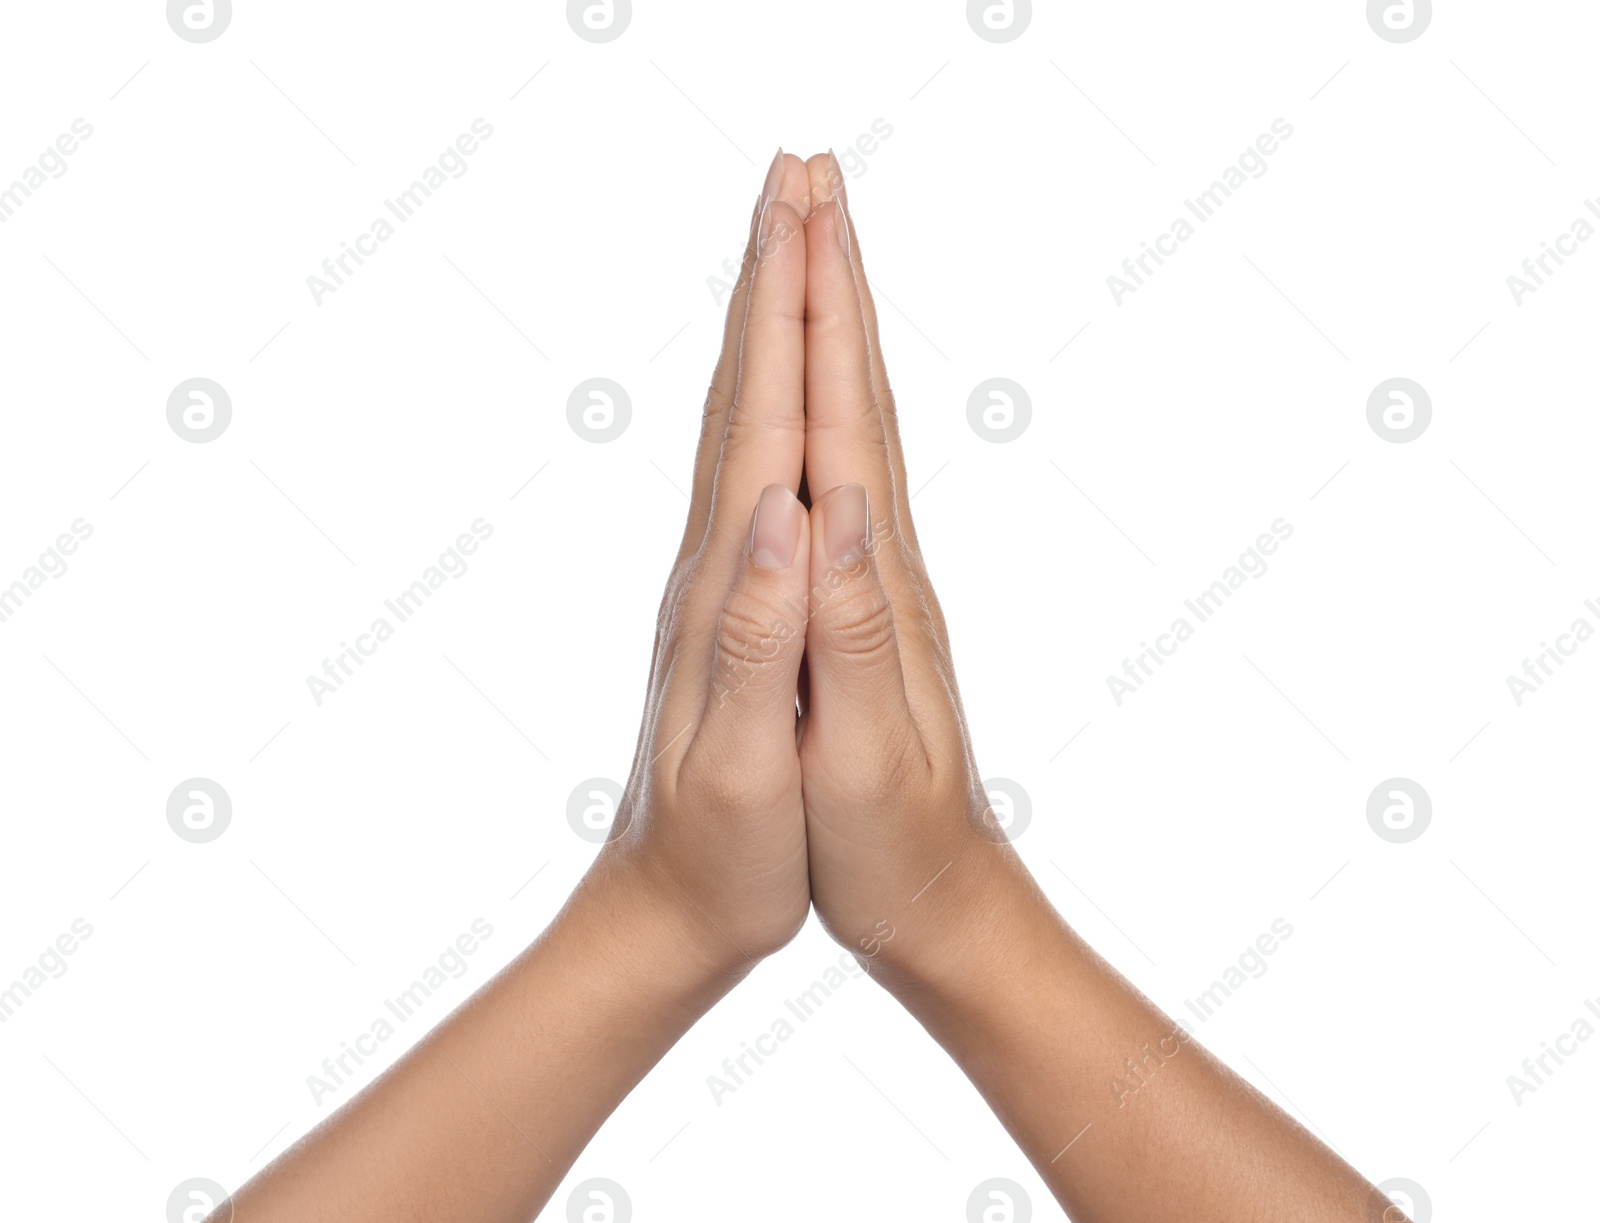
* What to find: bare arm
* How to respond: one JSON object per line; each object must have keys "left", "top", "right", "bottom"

{"left": 226, "top": 859, "right": 735, "bottom": 1220}
{"left": 218, "top": 150, "right": 822, "bottom": 1223}
{"left": 883, "top": 871, "right": 1395, "bottom": 1222}
{"left": 792, "top": 152, "right": 1401, "bottom": 1223}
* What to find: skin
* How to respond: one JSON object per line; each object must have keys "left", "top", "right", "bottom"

{"left": 213, "top": 152, "right": 1404, "bottom": 1223}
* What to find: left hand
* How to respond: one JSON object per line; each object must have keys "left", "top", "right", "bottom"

{"left": 599, "top": 151, "right": 821, "bottom": 971}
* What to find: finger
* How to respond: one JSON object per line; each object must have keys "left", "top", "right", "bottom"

{"left": 802, "top": 152, "right": 918, "bottom": 551}
{"left": 691, "top": 483, "right": 811, "bottom": 768}
{"left": 803, "top": 154, "right": 955, "bottom": 674}
{"left": 803, "top": 483, "right": 921, "bottom": 763}
{"left": 680, "top": 150, "right": 811, "bottom": 563}
{"left": 697, "top": 191, "right": 808, "bottom": 586}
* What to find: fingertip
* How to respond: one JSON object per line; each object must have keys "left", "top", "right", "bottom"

{"left": 761, "top": 147, "right": 785, "bottom": 205}
{"left": 773, "top": 152, "right": 812, "bottom": 218}
{"left": 755, "top": 197, "right": 807, "bottom": 265}
{"left": 803, "top": 152, "right": 838, "bottom": 212}
{"left": 802, "top": 196, "right": 853, "bottom": 271}
{"left": 758, "top": 196, "right": 805, "bottom": 239}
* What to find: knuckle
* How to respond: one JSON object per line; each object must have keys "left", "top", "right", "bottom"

{"left": 710, "top": 589, "right": 801, "bottom": 697}
{"left": 700, "top": 773, "right": 771, "bottom": 820}
{"left": 818, "top": 584, "right": 897, "bottom": 663}
{"left": 679, "top": 750, "right": 781, "bottom": 819}
{"left": 861, "top": 727, "right": 925, "bottom": 806}
{"left": 810, "top": 718, "right": 926, "bottom": 811}
{"left": 654, "top": 559, "right": 697, "bottom": 641}
{"left": 723, "top": 396, "right": 805, "bottom": 449}
{"left": 805, "top": 300, "right": 866, "bottom": 344}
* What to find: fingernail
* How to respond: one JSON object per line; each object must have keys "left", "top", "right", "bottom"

{"left": 834, "top": 200, "right": 851, "bottom": 259}
{"left": 828, "top": 148, "right": 848, "bottom": 211}
{"left": 826, "top": 484, "right": 869, "bottom": 565}
{"left": 750, "top": 484, "right": 801, "bottom": 569}
{"left": 762, "top": 148, "right": 784, "bottom": 206}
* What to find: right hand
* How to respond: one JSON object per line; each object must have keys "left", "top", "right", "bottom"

{"left": 792, "top": 154, "right": 1027, "bottom": 984}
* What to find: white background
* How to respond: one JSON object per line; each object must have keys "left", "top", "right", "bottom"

{"left": 1, "top": 2, "right": 1595, "bottom": 1219}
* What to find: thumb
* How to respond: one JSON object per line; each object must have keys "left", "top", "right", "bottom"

{"left": 803, "top": 483, "right": 914, "bottom": 742}
{"left": 697, "top": 484, "right": 810, "bottom": 747}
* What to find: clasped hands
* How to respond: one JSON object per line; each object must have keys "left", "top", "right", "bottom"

{"left": 220, "top": 148, "right": 1396, "bottom": 1223}
{"left": 599, "top": 149, "right": 1013, "bottom": 993}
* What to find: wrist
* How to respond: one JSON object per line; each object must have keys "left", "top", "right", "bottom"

{"left": 428, "top": 849, "right": 748, "bottom": 1172}
{"left": 574, "top": 848, "right": 757, "bottom": 1009}
{"left": 865, "top": 845, "right": 1065, "bottom": 1016}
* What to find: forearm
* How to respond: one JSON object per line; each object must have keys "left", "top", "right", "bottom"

{"left": 882, "top": 853, "right": 1387, "bottom": 1223}
{"left": 225, "top": 853, "right": 737, "bottom": 1223}
{"left": 224, "top": 155, "right": 821, "bottom": 1222}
